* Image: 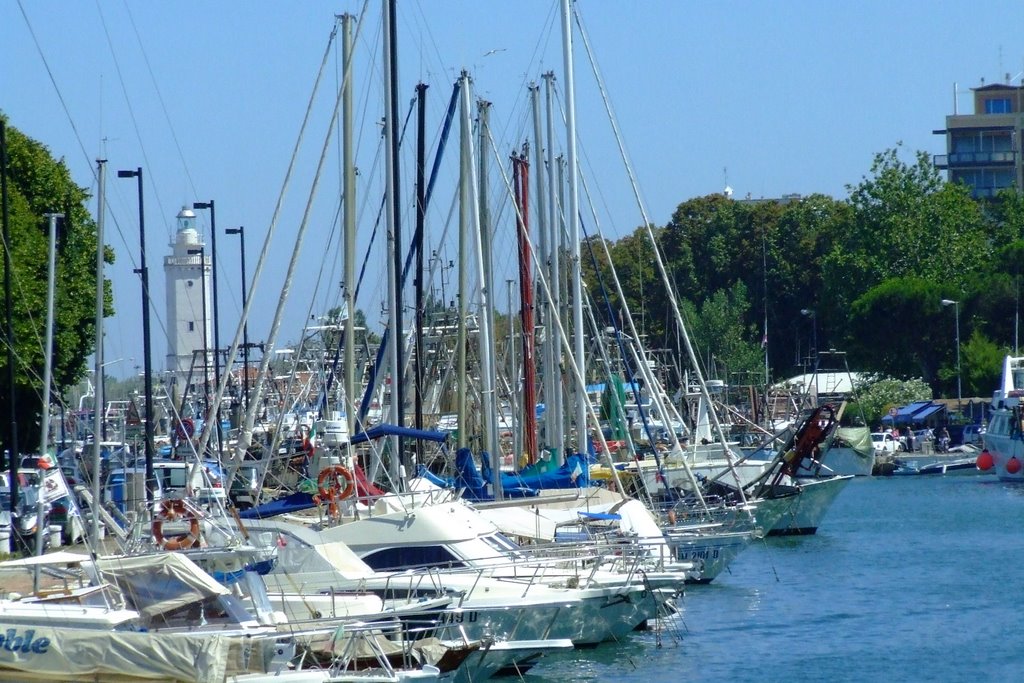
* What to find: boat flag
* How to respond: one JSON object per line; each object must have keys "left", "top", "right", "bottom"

{"left": 570, "top": 460, "right": 583, "bottom": 483}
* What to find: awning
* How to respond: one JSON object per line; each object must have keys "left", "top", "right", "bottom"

{"left": 912, "top": 403, "right": 945, "bottom": 421}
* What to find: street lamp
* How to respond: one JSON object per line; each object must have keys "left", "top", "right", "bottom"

{"left": 225, "top": 226, "right": 250, "bottom": 411}
{"left": 800, "top": 308, "right": 818, "bottom": 366}
{"left": 187, "top": 247, "right": 211, "bottom": 424}
{"left": 941, "top": 299, "right": 962, "bottom": 411}
{"left": 117, "top": 167, "right": 155, "bottom": 504}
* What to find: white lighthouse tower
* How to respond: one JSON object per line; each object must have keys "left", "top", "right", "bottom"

{"left": 164, "top": 206, "right": 211, "bottom": 400}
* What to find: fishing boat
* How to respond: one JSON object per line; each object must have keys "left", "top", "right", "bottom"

{"left": 975, "top": 355, "right": 1024, "bottom": 481}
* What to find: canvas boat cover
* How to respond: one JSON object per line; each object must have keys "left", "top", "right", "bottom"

{"left": 89, "top": 553, "right": 229, "bottom": 619}
{"left": 0, "top": 627, "right": 273, "bottom": 682}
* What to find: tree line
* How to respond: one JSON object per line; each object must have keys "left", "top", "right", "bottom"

{"left": 582, "top": 145, "right": 1024, "bottom": 404}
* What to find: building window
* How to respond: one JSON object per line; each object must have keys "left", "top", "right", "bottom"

{"left": 188, "top": 322, "right": 195, "bottom": 332}
{"left": 985, "top": 98, "right": 1011, "bottom": 114}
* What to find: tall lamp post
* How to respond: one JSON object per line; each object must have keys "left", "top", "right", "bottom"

{"left": 117, "top": 167, "right": 155, "bottom": 504}
{"left": 187, "top": 247, "right": 211, "bottom": 435}
{"left": 225, "top": 226, "right": 250, "bottom": 411}
{"left": 193, "top": 201, "right": 223, "bottom": 458}
{"left": 941, "top": 299, "right": 962, "bottom": 412}
{"left": 800, "top": 308, "right": 818, "bottom": 364}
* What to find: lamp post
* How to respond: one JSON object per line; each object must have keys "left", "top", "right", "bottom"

{"left": 800, "top": 308, "right": 818, "bottom": 365}
{"left": 941, "top": 299, "right": 962, "bottom": 412}
{"left": 187, "top": 247, "right": 211, "bottom": 431}
{"left": 225, "top": 226, "right": 250, "bottom": 411}
{"left": 117, "top": 167, "right": 155, "bottom": 504}
{"left": 193, "top": 201, "right": 223, "bottom": 458}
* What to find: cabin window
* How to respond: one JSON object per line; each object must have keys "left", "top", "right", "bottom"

{"left": 361, "top": 545, "right": 465, "bottom": 571}
{"left": 188, "top": 322, "right": 195, "bottom": 332}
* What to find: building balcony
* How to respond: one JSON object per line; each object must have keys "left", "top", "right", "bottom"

{"left": 934, "top": 151, "right": 1017, "bottom": 168}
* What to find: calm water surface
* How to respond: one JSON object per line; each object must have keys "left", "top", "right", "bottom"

{"left": 523, "top": 475, "right": 1024, "bottom": 682}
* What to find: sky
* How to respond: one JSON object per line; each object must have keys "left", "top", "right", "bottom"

{"left": 3, "top": 0, "right": 1024, "bottom": 381}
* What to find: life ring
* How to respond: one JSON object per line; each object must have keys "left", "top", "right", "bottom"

{"left": 152, "top": 499, "right": 201, "bottom": 550}
{"left": 317, "top": 465, "right": 355, "bottom": 501}
{"left": 175, "top": 418, "right": 195, "bottom": 441}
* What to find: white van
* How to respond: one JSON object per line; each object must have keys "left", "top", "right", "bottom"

{"left": 104, "top": 459, "right": 226, "bottom": 514}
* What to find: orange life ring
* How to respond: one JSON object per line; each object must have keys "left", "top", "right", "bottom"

{"left": 175, "top": 418, "right": 195, "bottom": 441}
{"left": 317, "top": 465, "right": 355, "bottom": 502}
{"left": 152, "top": 499, "right": 201, "bottom": 550}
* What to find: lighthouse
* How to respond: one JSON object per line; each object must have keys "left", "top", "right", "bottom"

{"left": 164, "top": 206, "right": 211, "bottom": 401}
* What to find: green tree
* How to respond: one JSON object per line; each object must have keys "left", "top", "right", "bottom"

{"left": 0, "top": 117, "right": 111, "bottom": 454}
{"left": 960, "top": 329, "right": 1005, "bottom": 399}
{"left": 851, "top": 376, "right": 933, "bottom": 428}
{"left": 824, "top": 146, "right": 989, "bottom": 316}
{"left": 847, "top": 277, "right": 949, "bottom": 384}
{"left": 679, "top": 283, "right": 763, "bottom": 383}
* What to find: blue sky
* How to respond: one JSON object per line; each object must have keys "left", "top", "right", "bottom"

{"left": 3, "top": 0, "right": 1023, "bottom": 380}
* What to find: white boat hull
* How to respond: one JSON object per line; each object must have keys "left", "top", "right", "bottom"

{"left": 819, "top": 445, "right": 875, "bottom": 477}
{"left": 767, "top": 475, "right": 853, "bottom": 536}
{"left": 664, "top": 528, "right": 755, "bottom": 583}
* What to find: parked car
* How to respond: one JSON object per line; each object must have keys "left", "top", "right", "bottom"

{"left": 911, "top": 429, "right": 934, "bottom": 452}
{"left": 871, "top": 432, "right": 903, "bottom": 453}
{"left": 962, "top": 424, "right": 985, "bottom": 446}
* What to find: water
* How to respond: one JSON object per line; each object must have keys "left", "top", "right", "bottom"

{"left": 521, "top": 475, "right": 1024, "bottom": 682}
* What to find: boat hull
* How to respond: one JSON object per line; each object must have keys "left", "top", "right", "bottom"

{"left": 664, "top": 528, "right": 755, "bottom": 583}
{"left": 767, "top": 475, "right": 854, "bottom": 536}
{"left": 819, "top": 445, "right": 875, "bottom": 477}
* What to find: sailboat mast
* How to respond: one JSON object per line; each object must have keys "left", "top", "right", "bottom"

{"left": 475, "top": 100, "right": 501, "bottom": 496}
{"left": 40, "top": 213, "right": 60, "bottom": 458}
{"left": 529, "top": 84, "right": 553, "bottom": 462}
{"left": 515, "top": 153, "right": 538, "bottom": 464}
{"left": 342, "top": 13, "right": 357, "bottom": 443}
{"left": 382, "top": 0, "right": 402, "bottom": 483}
{"left": 456, "top": 72, "right": 470, "bottom": 451}
{"left": 561, "top": 0, "right": 587, "bottom": 457}
{"left": 92, "top": 158, "right": 106, "bottom": 544}
{"left": 1, "top": 121, "right": 18, "bottom": 552}
{"left": 414, "top": 83, "right": 428, "bottom": 445}
{"left": 543, "top": 73, "right": 564, "bottom": 464}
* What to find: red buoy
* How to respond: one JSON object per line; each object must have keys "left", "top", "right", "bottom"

{"left": 977, "top": 450, "right": 994, "bottom": 471}
{"left": 1007, "top": 456, "right": 1022, "bottom": 475}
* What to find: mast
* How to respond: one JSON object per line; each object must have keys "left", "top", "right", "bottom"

{"left": 92, "top": 159, "right": 105, "bottom": 544}
{"left": 543, "top": 72, "right": 564, "bottom": 463}
{"left": 561, "top": 0, "right": 588, "bottom": 457}
{"left": 342, "top": 13, "right": 357, "bottom": 444}
{"left": 514, "top": 152, "right": 537, "bottom": 464}
{"left": 456, "top": 72, "right": 470, "bottom": 451}
{"left": 382, "top": 0, "right": 402, "bottom": 484}
{"left": 40, "top": 213, "right": 60, "bottom": 459}
{"left": 529, "top": 84, "right": 554, "bottom": 462}
{"left": 472, "top": 96, "right": 501, "bottom": 498}
{"left": 1, "top": 120, "right": 18, "bottom": 553}
{"left": 477, "top": 100, "right": 500, "bottom": 475}
{"left": 415, "top": 82, "right": 428, "bottom": 445}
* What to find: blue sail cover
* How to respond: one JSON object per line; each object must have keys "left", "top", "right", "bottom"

{"left": 350, "top": 423, "right": 449, "bottom": 445}
{"left": 502, "top": 453, "right": 591, "bottom": 490}
{"left": 422, "top": 448, "right": 539, "bottom": 501}
{"left": 237, "top": 490, "right": 316, "bottom": 519}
